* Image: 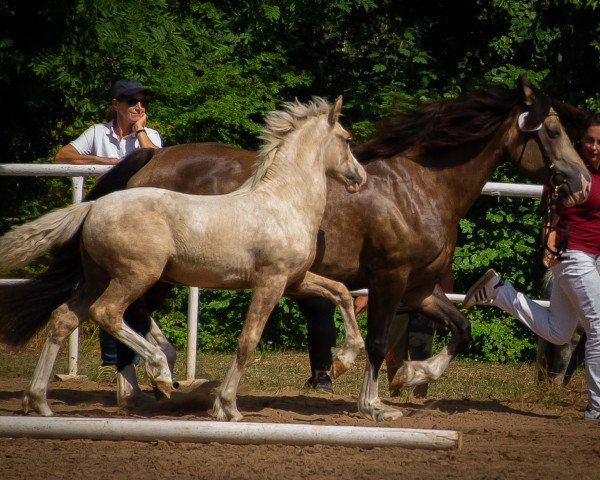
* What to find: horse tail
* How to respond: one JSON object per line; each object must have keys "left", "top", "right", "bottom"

{"left": 0, "top": 150, "right": 155, "bottom": 348}
{"left": 0, "top": 234, "right": 85, "bottom": 347}
{"left": 0, "top": 201, "right": 93, "bottom": 271}
{"left": 541, "top": 268, "right": 553, "bottom": 299}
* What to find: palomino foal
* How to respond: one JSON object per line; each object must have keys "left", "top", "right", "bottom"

{"left": 0, "top": 97, "right": 366, "bottom": 420}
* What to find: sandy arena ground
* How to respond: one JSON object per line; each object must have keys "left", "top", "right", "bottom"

{"left": 0, "top": 377, "right": 599, "bottom": 479}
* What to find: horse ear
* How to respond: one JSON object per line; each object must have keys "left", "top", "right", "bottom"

{"left": 328, "top": 96, "right": 343, "bottom": 126}
{"left": 518, "top": 74, "right": 535, "bottom": 107}
{"left": 517, "top": 74, "right": 551, "bottom": 128}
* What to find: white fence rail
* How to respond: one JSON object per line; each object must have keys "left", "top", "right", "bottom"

{"left": 0, "top": 163, "right": 549, "bottom": 380}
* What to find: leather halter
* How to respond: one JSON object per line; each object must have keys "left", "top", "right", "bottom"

{"left": 518, "top": 110, "right": 571, "bottom": 259}
{"left": 517, "top": 110, "right": 566, "bottom": 187}
{"left": 519, "top": 110, "right": 557, "bottom": 166}
{"left": 518, "top": 111, "right": 570, "bottom": 260}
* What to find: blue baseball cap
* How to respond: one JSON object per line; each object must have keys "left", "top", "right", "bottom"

{"left": 111, "top": 79, "right": 152, "bottom": 99}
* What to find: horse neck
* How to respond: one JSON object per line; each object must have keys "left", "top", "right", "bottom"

{"left": 398, "top": 120, "right": 512, "bottom": 220}
{"left": 240, "top": 121, "right": 330, "bottom": 222}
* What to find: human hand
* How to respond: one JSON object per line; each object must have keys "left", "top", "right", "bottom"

{"left": 543, "top": 250, "right": 558, "bottom": 268}
{"left": 132, "top": 113, "right": 147, "bottom": 133}
{"left": 542, "top": 228, "right": 558, "bottom": 268}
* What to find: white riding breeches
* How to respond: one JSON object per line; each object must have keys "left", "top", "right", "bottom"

{"left": 494, "top": 250, "right": 600, "bottom": 411}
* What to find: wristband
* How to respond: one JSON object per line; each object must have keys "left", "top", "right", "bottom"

{"left": 135, "top": 128, "right": 146, "bottom": 137}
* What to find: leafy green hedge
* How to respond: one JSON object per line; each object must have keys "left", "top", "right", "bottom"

{"left": 153, "top": 286, "right": 361, "bottom": 353}
{"left": 153, "top": 285, "right": 538, "bottom": 363}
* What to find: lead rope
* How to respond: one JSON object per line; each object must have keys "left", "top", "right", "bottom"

{"left": 520, "top": 110, "right": 570, "bottom": 259}
{"left": 542, "top": 184, "right": 570, "bottom": 259}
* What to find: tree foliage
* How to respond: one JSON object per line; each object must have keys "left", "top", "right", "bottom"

{"left": 1, "top": 0, "right": 599, "bottom": 360}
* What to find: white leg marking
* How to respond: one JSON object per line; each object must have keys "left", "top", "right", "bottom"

{"left": 357, "top": 356, "right": 403, "bottom": 422}
{"left": 23, "top": 339, "right": 61, "bottom": 416}
{"left": 390, "top": 346, "right": 452, "bottom": 389}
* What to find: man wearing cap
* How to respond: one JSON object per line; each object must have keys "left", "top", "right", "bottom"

{"left": 55, "top": 78, "right": 163, "bottom": 398}
{"left": 55, "top": 78, "right": 162, "bottom": 164}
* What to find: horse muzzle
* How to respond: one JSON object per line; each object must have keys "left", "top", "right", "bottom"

{"left": 345, "top": 165, "right": 367, "bottom": 193}
{"left": 561, "top": 173, "right": 591, "bottom": 207}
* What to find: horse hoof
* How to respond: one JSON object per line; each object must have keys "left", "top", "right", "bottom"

{"left": 390, "top": 363, "right": 417, "bottom": 389}
{"left": 331, "top": 359, "right": 348, "bottom": 379}
{"left": 210, "top": 397, "right": 243, "bottom": 422}
{"left": 228, "top": 411, "right": 243, "bottom": 422}
{"left": 361, "top": 407, "right": 403, "bottom": 422}
{"left": 211, "top": 407, "right": 243, "bottom": 422}
{"left": 375, "top": 408, "right": 403, "bottom": 422}
{"left": 155, "top": 381, "right": 173, "bottom": 399}
{"left": 22, "top": 393, "right": 53, "bottom": 416}
{"left": 331, "top": 346, "right": 359, "bottom": 379}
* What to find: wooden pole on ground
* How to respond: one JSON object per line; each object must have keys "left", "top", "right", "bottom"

{"left": 0, "top": 416, "right": 462, "bottom": 450}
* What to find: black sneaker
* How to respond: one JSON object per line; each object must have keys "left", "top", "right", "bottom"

{"left": 306, "top": 372, "right": 334, "bottom": 393}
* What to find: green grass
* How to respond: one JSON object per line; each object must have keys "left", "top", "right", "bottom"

{"left": 0, "top": 343, "right": 588, "bottom": 411}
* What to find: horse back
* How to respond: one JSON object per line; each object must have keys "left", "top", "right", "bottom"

{"left": 85, "top": 148, "right": 157, "bottom": 201}
{"left": 128, "top": 143, "right": 257, "bottom": 195}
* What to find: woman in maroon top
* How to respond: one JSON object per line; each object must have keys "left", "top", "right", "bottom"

{"left": 463, "top": 114, "right": 600, "bottom": 420}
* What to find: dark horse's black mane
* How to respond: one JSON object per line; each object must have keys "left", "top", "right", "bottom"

{"left": 354, "top": 83, "right": 549, "bottom": 163}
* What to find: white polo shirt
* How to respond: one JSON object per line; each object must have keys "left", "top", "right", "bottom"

{"left": 70, "top": 121, "right": 163, "bottom": 160}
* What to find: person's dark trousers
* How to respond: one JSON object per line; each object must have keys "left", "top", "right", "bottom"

{"left": 99, "top": 304, "right": 152, "bottom": 370}
{"left": 297, "top": 297, "right": 337, "bottom": 377}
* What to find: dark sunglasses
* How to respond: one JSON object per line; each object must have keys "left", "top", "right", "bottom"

{"left": 125, "top": 97, "right": 149, "bottom": 107}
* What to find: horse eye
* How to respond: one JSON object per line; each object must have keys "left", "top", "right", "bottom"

{"left": 546, "top": 127, "right": 560, "bottom": 139}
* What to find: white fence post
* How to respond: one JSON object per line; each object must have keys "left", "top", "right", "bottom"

{"left": 186, "top": 287, "right": 199, "bottom": 381}
{"left": 56, "top": 176, "right": 86, "bottom": 380}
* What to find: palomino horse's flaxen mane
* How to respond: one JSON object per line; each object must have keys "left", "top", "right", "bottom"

{"left": 239, "top": 97, "right": 332, "bottom": 191}
{"left": 354, "top": 84, "right": 551, "bottom": 162}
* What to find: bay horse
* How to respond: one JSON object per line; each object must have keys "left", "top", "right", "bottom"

{"left": 0, "top": 76, "right": 591, "bottom": 421}
{"left": 0, "top": 97, "right": 367, "bottom": 421}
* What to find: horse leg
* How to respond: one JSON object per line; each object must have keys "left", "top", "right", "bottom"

{"left": 115, "top": 320, "right": 176, "bottom": 408}
{"left": 116, "top": 316, "right": 177, "bottom": 406}
{"left": 114, "top": 300, "right": 149, "bottom": 407}
{"left": 210, "top": 279, "right": 286, "bottom": 421}
{"left": 549, "top": 326, "right": 586, "bottom": 387}
{"left": 384, "top": 309, "right": 410, "bottom": 396}
{"left": 145, "top": 316, "right": 177, "bottom": 375}
{"left": 389, "top": 285, "right": 471, "bottom": 390}
{"left": 357, "top": 281, "right": 404, "bottom": 421}
{"left": 89, "top": 283, "right": 174, "bottom": 398}
{"left": 563, "top": 327, "right": 586, "bottom": 385}
{"left": 23, "top": 287, "right": 96, "bottom": 416}
{"left": 114, "top": 283, "right": 177, "bottom": 403}
{"left": 406, "top": 312, "right": 435, "bottom": 398}
{"left": 536, "top": 337, "right": 556, "bottom": 383}
{"left": 286, "top": 271, "right": 364, "bottom": 378}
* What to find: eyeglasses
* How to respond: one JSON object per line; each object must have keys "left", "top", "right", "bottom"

{"left": 125, "top": 97, "right": 149, "bottom": 107}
